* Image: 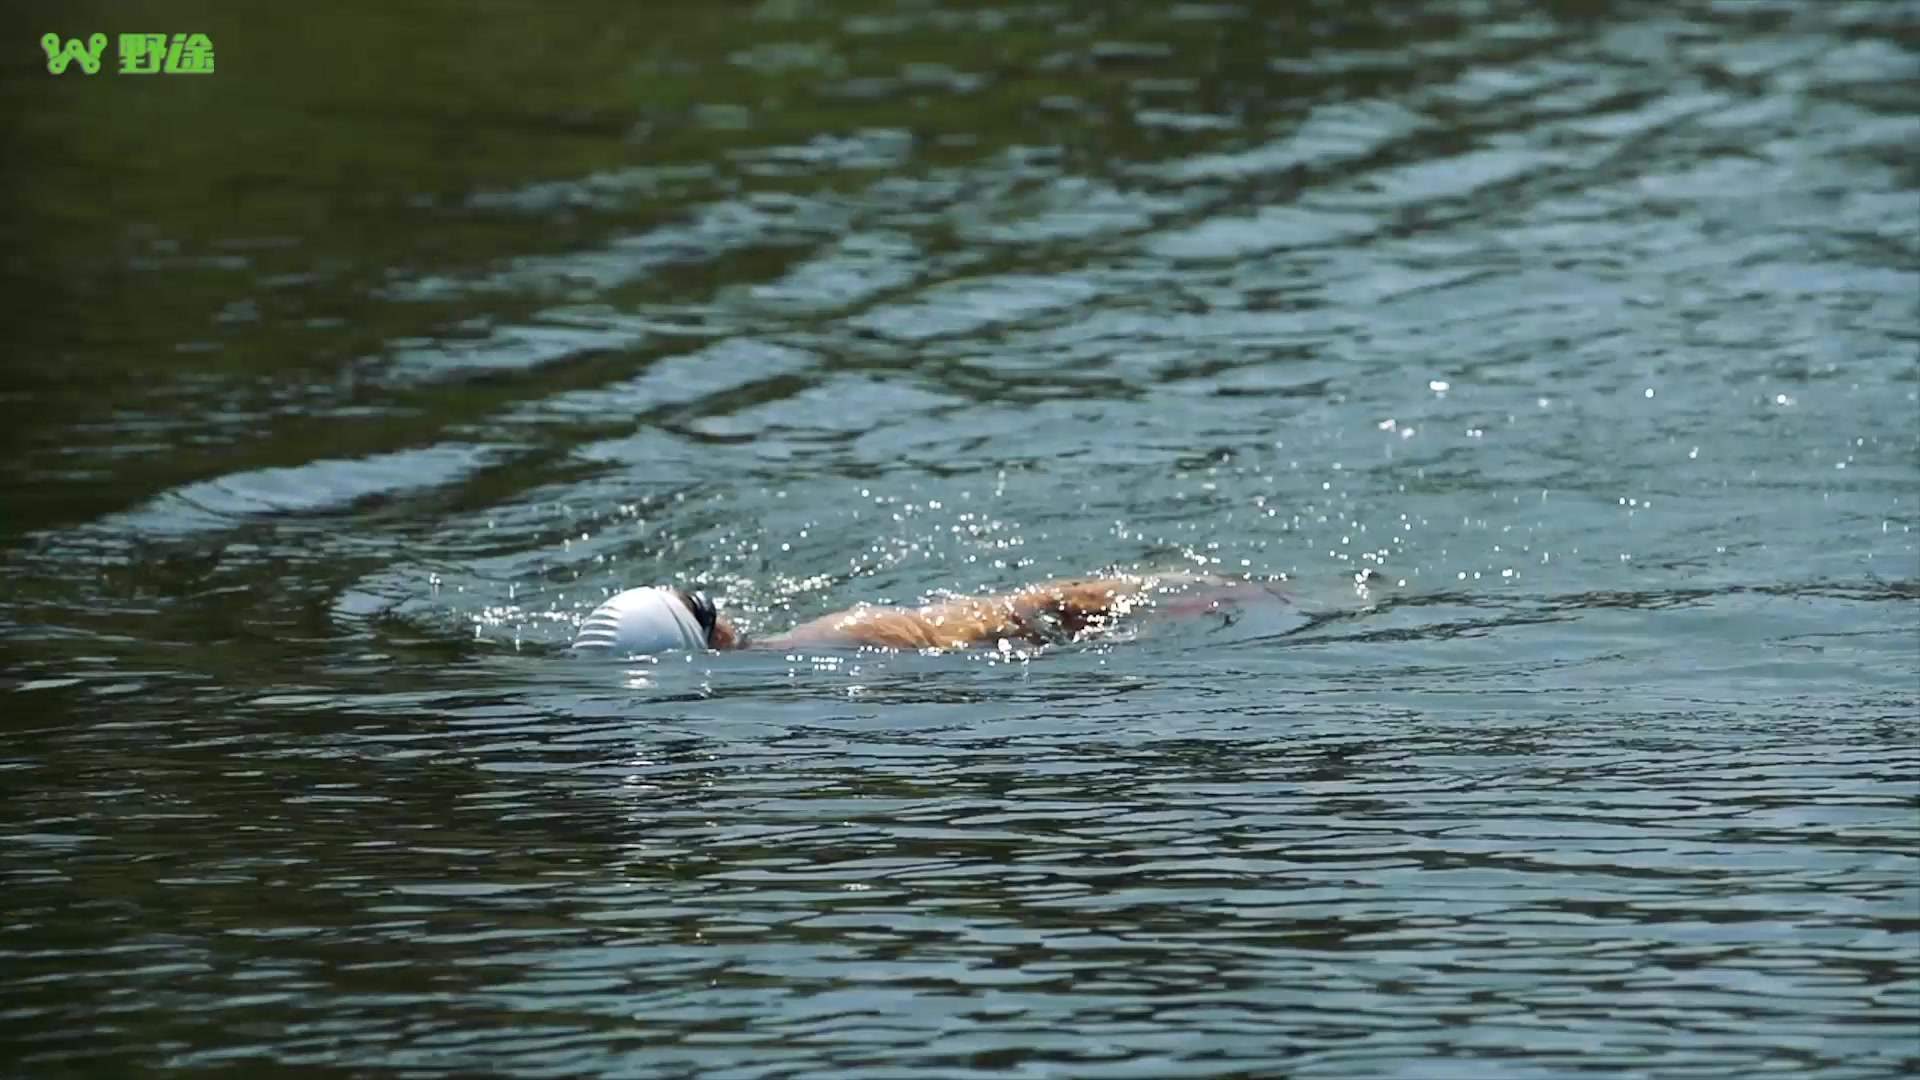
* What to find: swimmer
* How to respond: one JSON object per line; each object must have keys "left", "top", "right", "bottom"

{"left": 571, "top": 571, "right": 1271, "bottom": 654}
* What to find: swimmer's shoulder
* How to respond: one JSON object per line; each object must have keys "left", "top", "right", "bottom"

{"left": 746, "top": 603, "right": 888, "bottom": 650}
{"left": 750, "top": 599, "right": 1020, "bottom": 651}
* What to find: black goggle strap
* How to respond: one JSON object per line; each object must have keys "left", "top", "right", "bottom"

{"left": 675, "top": 587, "right": 718, "bottom": 643}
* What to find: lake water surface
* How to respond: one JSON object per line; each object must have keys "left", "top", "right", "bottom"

{"left": 3, "top": 0, "right": 1916, "bottom": 1076}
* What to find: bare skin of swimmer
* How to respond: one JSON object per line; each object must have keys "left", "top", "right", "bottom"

{"left": 705, "top": 572, "right": 1226, "bottom": 652}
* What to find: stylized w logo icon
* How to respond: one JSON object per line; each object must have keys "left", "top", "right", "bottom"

{"left": 41, "top": 32, "right": 107, "bottom": 75}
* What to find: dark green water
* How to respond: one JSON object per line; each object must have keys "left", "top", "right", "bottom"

{"left": 3, "top": 1, "right": 1916, "bottom": 1076}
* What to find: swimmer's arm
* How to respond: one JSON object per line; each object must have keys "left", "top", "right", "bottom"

{"left": 1005, "top": 575, "right": 1179, "bottom": 637}
{"left": 756, "top": 572, "right": 1227, "bottom": 651}
{"left": 758, "top": 600, "right": 1022, "bottom": 651}
{"left": 1010, "top": 571, "right": 1245, "bottom": 634}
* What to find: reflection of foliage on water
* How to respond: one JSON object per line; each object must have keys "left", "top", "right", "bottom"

{"left": 2, "top": 0, "right": 1483, "bottom": 538}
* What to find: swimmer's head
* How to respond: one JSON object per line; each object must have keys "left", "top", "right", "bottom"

{"left": 571, "top": 585, "right": 738, "bottom": 654}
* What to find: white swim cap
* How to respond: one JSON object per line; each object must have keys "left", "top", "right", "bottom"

{"left": 572, "top": 586, "right": 712, "bottom": 654}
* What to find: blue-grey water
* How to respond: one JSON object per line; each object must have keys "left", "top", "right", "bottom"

{"left": 2, "top": 1, "right": 1916, "bottom": 1076}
